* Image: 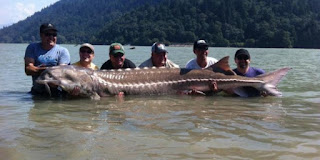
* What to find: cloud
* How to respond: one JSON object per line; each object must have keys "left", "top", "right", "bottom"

{"left": 15, "top": 2, "right": 36, "bottom": 21}
{"left": 0, "top": 2, "right": 36, "bottom": 27}
{"left": 0, "top": 0, "right": 59, "bottom": 28}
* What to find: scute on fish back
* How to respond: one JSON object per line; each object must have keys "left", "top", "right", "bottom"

{"left": 36, "top": 56, "right": 291, "bottom": 99}
{"left": 95, "top": 67, "right": 224, "bottom": 95}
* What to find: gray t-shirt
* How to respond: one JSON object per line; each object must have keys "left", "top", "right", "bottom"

{"left": 139, "top": 58, "right": 179, "bottom": 68}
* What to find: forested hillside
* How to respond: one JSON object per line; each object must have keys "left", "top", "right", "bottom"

{"left": 0, "top": 0, "right": 319, "bottom": 48}
{"left": 96, "top": 0, "right": 320, "bottom": 48}
{"left": 0, "top": 0, "right": 160, "bottom": 44}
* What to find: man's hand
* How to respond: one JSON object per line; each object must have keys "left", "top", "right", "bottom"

{"left": 24, "top": 57, "right": 47, "bottom": 76}
{"left": 211, "top": 81, "right": 219, "bottom": 93}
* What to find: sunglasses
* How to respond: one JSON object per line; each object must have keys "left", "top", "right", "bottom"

{"left": 112, "top": 53, "right": 124, "bottom": 58}
{"left": 80, "top": 49, "right": 93, "bottom": 54}
{"left": 44, "top": 32, "right": 57, "bottom": 37}
{"left": 237, "top": 55, "right": 249, "bottom": 60}
{"left": 196, "top": 47, "right": 208, "bottom": 51}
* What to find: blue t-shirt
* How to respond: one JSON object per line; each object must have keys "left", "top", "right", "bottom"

{"left": 25, "top": 43, "right": 70, "bottom": 67}
{"left": 25, "top": 43, "right": 70, "bottom": 91}
{"left": 233, "top": 67, "right": 265, "bottom": 77}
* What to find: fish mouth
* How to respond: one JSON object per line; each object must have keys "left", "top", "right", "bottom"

{"left": 36, "top": 70, "right": 61, "bottom": 97}
{"left": 36, "top": 79, "right": 60, "bottom": 97}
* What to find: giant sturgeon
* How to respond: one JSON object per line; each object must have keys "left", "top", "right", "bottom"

{"left": 36, "top": 56, "right": 291, "bottom": 99}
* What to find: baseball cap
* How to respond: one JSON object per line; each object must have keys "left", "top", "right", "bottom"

{"left": 194, "top": 39, "right": 209, "bottom": 50}
{"left": 80, "top": 43, "right": 94, "bottom": 53}
{"left": 109, "top": 43, "right": 125, "bottom": 55}
{"left": 151, "top": 42, "right": 167, "bottom": 53}
{"left": 40, "top": 23, "right": 57, "bottom": 33}
{"left": 235, "top": 49, "right": 250, "bottom": 59}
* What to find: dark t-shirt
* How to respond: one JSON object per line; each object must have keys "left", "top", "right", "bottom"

{"left": 100, "top": 59, "right": 136, "bottom": 70}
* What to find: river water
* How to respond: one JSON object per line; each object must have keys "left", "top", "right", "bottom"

{"left": 0, "top": 43, "right": 319, "bottom": 159}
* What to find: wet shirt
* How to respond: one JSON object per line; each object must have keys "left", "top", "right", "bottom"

{"left": 233, "top": 67, "right": 265, "bottom": 77}
{"left": 100, "top": 59, "right": 136, "bottom": 70}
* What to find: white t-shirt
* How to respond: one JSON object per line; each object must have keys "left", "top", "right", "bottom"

{"left": 185, "top": 57, "right": 218, "bottom": 69}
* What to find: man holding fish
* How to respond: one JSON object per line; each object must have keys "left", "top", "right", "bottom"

{"left": 24, "top": 23, "right": 70, "bottom": 96}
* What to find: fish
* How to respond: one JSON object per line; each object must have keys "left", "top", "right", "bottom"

{"left": 36, "top": 56, "right": 291, "bottom": 100}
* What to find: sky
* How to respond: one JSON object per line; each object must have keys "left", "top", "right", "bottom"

{"left": 0, "top": 0, "right": 59, "bottom": 28}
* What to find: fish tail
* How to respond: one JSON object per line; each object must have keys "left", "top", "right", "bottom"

{"left": 258, "top": 67, "right": 291, "bottom": 96}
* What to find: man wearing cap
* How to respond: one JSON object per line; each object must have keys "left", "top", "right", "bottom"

{"left": 185, "top": 39, "right": 218, "bottom": 69}
{"left": 100, "top": 43, "right": 136, "bottom": 70}
{"left": 72, "top": 43, "right": 99, "bottom": 70}
{"left": 24, "top": 23, "right": 70, "bottom": 96}
{"left": 231, "top": 49, "right": 265, "bottom": 97}
{"left": 233, "top": 49, "right": 265, "bottom": 77}
{"left": 139, "top": 42, "right": 179, "bottom": 68}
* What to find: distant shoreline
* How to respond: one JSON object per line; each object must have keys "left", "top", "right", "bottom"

{"left": 168, "top": 44, "right": 193, "bottom": 47}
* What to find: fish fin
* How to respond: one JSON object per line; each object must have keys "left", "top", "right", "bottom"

{"left": 233, "top": 87, "right": 262, "bottom": 97}
{"left": 207, "top": 56, "right": 236, "bottom": 75}
{"left": 180, "top": 68, "right": 193, "bottom": 75}
{"left": 177, "top": 90, "right": 206, "bottom": 96}
{"left": 90, "top": 93, "right": 101, "bottom": 100}
{"left": 263, "top": 84, "right": 282, "bottom": 97}
{"left": 36, "top": 79, "right": 60, "bottom": 86}
{"left": 192, "top": 90, "right": 206, "bottom": 96}
{"left": 233, "top": 87, "right": 249, "bottom": 97}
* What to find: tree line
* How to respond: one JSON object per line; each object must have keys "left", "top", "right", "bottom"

{"left": 0, "top": 0, "right": 319, "bottom": 48}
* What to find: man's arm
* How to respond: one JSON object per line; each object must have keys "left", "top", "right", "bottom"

{"left": 24, "top": 57, "right": 46, "bottom": 76}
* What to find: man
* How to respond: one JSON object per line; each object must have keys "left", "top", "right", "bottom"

{"left": 233, "top": 49, "right": 265, "bottom": 77}
{"left": 72, "top": 43, "right": 99, "bottom": 70}
{"left": 185, "top": 39, "right": 218, "bottom": 69}
{"left": 232, "top": 49, "right": 265, "bottom": 97}
{"left": 24, "top": 23, "right": 70, "bottom": 95}
{"left": 184, "top": 40, "right": 219, "bottom": 95}
{"left": 100, "top": 43, "right": 136, "bottom": 70}
{"left": 139, "top": 42, "right": 179, "bottom": 68}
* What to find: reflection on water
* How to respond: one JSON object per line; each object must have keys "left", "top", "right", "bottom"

{"left": 0, "top": 95, "right": 315, "bottom": 159}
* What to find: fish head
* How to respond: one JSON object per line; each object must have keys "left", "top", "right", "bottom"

{"left": 36, "top": 65, "right": 97, "bottom": 98}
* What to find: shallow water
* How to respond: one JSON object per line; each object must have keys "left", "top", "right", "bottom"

{"left": 0, "top": 43, "right": 319, "bottom": 159}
